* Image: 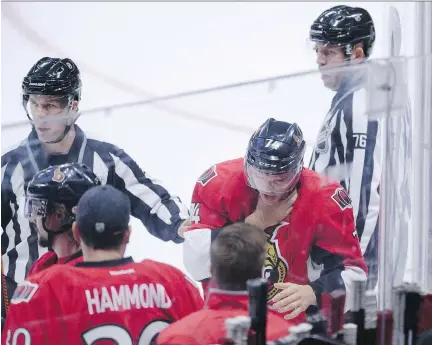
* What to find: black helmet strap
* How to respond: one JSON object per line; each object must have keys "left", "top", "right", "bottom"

{"left": 42, "top": 217, "right": 75, "bottom": 248}
{"left": 40, "top": 199, "right": 78, "bottom": 246}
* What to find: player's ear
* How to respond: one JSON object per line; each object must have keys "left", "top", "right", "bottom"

{"left": 123, "top": 226, "right": 132, "bottom": 245}
{"left": 351, "top": 43, "right": 365, "bottom": 60}
{"left": 72, "top": 100, "right": 79, "bottom": 112}
{"left": 72, "top": 222, "right": 81, "bottom": 243}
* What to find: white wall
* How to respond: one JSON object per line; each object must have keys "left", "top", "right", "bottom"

{"left": 1, "top": 2, "right": 416, "bottom": 275}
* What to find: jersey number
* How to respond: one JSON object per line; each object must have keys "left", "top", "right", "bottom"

{"left": 82, "top": 320, "right": 170, "bottom": 345}
{"left": 5, "top": 328, "right": 31, "bottom": 345}
{"left": 189, "top": 202, "right": 201, "bottom": 224}
{"left": 352, "top": 134, "right": 367, "bottom": 149}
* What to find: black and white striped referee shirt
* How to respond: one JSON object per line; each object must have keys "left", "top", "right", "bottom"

{"left": 1, "top": 125, "right": 189, "bottom": 285}
{"left": 309, "top": 72, "right": 382, "bottom": 287}
{"left": 309, "top": 71, "right": 412, "bottom": 289}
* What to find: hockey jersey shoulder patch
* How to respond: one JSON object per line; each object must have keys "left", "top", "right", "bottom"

{"left": 331, "top": 187, "right": 353, "bottom": 210}
{"left": 11, "top": 280, "right": 39, "bottom": 304}
{"left": 197, "top": 165, "right": 218, "bottom": 186}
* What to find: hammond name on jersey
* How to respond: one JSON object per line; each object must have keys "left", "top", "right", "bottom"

{"left": 85, "top": 281, "right": 173, "bottom": 315}
{"left": 1, "top": 57, "right": 189, "bottom": 289}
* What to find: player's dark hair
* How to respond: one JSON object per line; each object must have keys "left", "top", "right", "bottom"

{"left": 211, "top": 222, "right": 266, "bottom": 291}
{"left": 79, "top": 231, "right": 125, "bottom": 251}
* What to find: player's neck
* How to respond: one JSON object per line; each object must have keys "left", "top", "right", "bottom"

{"left": 42, "top": 126, "right": 76, "bottom": 154}
{"left": 215, "top": 281, "right": 247, "bottom": 292}
{"left": 82, "top": 249, "right": 124, "bottom": 263}
{"left": 52, "top": 233, "right": 80, "bottom": 259}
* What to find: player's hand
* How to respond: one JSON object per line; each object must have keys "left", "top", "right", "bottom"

{"left": 177, "top": 219, "right": 191, "bottom": 238}
{"left": 246, "top": 190, "right": 298, "bottom": 229}
{"left": 271, "top": 282, "right": 317, "bottom": 320}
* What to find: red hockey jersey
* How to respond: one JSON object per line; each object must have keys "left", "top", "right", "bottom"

{"left": 2, "top": 257, "right": 204, "bottom": 345}
{"left": 26, "top": 250, "right": 83, "bottom": 277}
{"left": 183, "top": 158, "right": 367, "bottom": 318}
{"left": 157, "top": 288, "right": 292, "bottom": 345}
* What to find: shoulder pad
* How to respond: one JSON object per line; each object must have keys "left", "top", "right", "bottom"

{"left": 197, "top": 165, "right": 218, "bottom": 187}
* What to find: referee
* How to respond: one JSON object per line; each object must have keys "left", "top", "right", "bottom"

{"left": 308, "top": 5, "right": 411, "bottom": 290}
{"left": 1, "top": 57, "right": 189, "bottom": 304}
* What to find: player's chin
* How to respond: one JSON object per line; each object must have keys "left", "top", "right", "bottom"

{"left": 259, "top": 193, "right": 284, "bottom": 205}
{"left": 321, "top": 75, "right": 338, "bottom": 90}
{"left": 321, "top": 73, "right": 344, "bottom": 91}
{"left": 36, "top": 128, "right": 62, "bottom": 142}
{"left": 38, "top": 236, "right": 50, "bottom": 248}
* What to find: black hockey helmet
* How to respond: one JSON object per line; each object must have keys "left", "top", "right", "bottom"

{"left": 25, "top": 163, "right": 102, "bottom": 246}
{"left": 245, "top": 118, "right": 306, "bottom": 195}
{"left": 310, "top": 5, "right": 376, "bottom": 58}
{"left": 22, "top": 57, "right": 82, "bottom": 144}
{"left": 22, "top": 57, "right": 82, "bottom": 100}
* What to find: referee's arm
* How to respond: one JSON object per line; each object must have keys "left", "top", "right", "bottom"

{"left": 1, "top": 155, "right": 16, "bottom": 256}
{"left": 107, "top": 145, "right": 189, "bottom": 244}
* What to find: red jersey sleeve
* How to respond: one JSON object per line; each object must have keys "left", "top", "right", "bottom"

{"left": 310, "top": 184, "right": 368, "bottom": 312}
{"left": 183, "top": 165, "right": 229, "bottom": 283}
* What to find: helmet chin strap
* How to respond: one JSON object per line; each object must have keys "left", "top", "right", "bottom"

{"left": 43, "top": 124, "right": 73, "bottom": 144}
{"left": 28, "top": 109, "right": 80, "bottom": 145}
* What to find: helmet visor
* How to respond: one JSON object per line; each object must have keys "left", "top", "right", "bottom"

{"left": 24, "top": 197, "right": 48, "bottom": 221}
{"left": 25, "top": 197, "right": 73, "bottom": 232}
{"left": 23, "top": 94, "right": 73, "bottom": 123}
{"left": 245, "top": 163, "right": 301, "bottom": 195}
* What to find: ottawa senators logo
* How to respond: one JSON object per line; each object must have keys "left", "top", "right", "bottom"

{"left": 331, "top": 187, "right": 353, "bottom": 210}
{"left": 52, "top": 168, "right": 66, "bottom": 183}
{"left": 263, "top": 223, "right": 289, "bottom": 300}
{"left": 292, "top": 134, "right": 302, "bottom": 147}
{"left": 197, "top": 165, "right": 218, "bottom": 186}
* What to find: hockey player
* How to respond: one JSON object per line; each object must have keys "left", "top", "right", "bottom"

{"left": 1, "top": 57, "right": 189, "bottom": 290}
{"left": 25, "top": 163, "right": 102, "bottom": 276}
{"left": 308, "top": 5, "right": 410, "bottom": 289}
{"left": 158, "top": 222, "right": 292, "bottom": 345}
{"left": 183, "top": 118, "right": 367, "bottom": 322}
{"left": 1, "top": 162, "right": 99, "bottom": 328}
{"left": 2, "top": 185, "right": 203, "bottom": 344}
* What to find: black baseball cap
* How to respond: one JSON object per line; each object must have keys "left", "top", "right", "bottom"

{"left": 76, "top": 185, "right": 131, "bottom": 237}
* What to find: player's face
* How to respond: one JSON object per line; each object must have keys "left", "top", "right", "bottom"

{"left": 314, "top": 43, "right": 346, "bottom": 91}
{"left": 26, "top": 199, "right": 71, "bottom": 247}
{"left": 26, "top": 95, "right": 77, "bottom": 142}
{"left": 259, "top": 193, "right": 288, "bottom": 205}
{"left": 246, "top": 165, "right": 300, "bottom": 204}
{"left": 35, "top": 218, "right": 50, "bottom": 247}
